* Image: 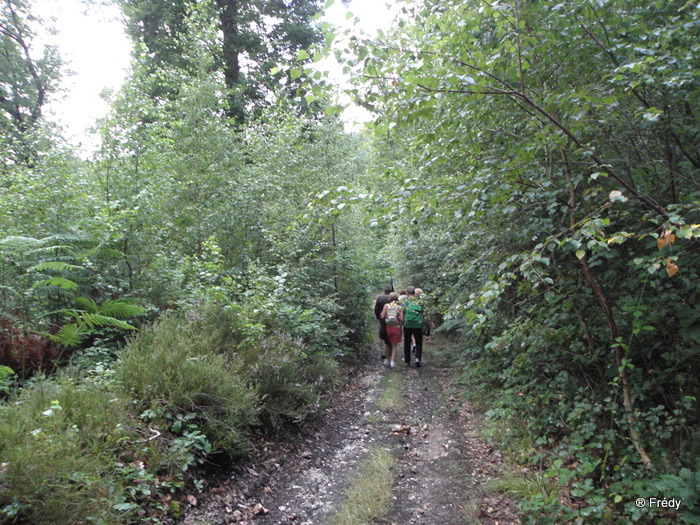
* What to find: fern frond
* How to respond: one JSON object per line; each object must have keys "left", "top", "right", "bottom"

{"left": 28, "top": 244, "right": 71, "bottom": 256}
{"left": 29, "top": 262, "right": 83, "bottom": 273}
{"left": 0, "top": 236, "right": 44, "bottom": 252}
{"left": 98, "top": 300, "right": 146, "bottom": 319}
{"left": 49, "top": 323, "right": 82, "bottom": 347}
{"left": 0, "top": 285, "right": 21, "bottom": 296}
{"left": 80, "top": 313, "right": 137, "bottom": 331}
{"left": 75, "top": 297, "right": 99, "bottom": 313}
{"left": 47, "top": 232, "right": 93, "bottom": 244}
{"left": 33, "top": 277, "right": 79, "bottom": 291}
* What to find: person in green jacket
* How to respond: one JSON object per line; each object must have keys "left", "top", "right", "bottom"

{"left": 402, "top": 286, "right": 426, "bottom": 367}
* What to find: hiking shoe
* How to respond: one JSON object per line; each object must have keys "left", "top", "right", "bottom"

{"left": 390, "top": 361, "right": 395, "bottom": 368}
{"left": 383, "top": 359, "right": 388, "bottom": 367}
{"left": 411, "top": 343, "right": 416, "bottom": 355}
{"left": 415, "top": 359, "right": 421, "bottom": 368}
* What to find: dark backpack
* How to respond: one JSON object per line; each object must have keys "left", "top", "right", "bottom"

{"left": 403, "top": 299, "right": 423, "bottom": 329}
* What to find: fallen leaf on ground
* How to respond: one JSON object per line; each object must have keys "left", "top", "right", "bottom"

{"left": 392, "top": 425, "right": 411, "bottom": 434}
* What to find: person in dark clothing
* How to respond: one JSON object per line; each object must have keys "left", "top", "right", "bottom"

{"left": 374, "top": 285, "right": 392, "bottom": 361}
{"left": 402, "top": 286, "right": 431, "bottom": 367}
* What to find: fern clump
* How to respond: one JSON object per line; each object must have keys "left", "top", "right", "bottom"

{"left": 50, "top": 297, "right": 146, "bottom": 348}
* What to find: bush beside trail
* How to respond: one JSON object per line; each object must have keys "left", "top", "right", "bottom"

{"left": 0, "top": 305, "right": 346, "bottom": 524}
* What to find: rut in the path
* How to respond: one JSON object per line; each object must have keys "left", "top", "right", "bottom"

{"left": 177, "top": 337, "right": 520, "bottom": 525}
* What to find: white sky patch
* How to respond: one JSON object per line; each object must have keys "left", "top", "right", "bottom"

{"left": 33, "top": 0, "right": 131, "bottom": 149}
{"left": 321, "top": 0, "right": 405, "bottom": 129}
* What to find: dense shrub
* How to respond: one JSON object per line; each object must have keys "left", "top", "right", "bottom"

{"left": 240, "top": 331, "right": 340, "bottom": 429}
{"left": 115, "top": 313, "right": 259, "bottom": 458}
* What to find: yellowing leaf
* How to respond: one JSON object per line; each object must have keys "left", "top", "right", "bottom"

{"left": 576, "top": 250, "right": 586, "bottom": 260}
{"left": 657, "top": 230, "right": 676, "bottom": 249}
{"left": 609, "top": 190, "right": 622, "bottom": 199}
{"left": 666, "top": 259, "right": 679, "bottom": 277}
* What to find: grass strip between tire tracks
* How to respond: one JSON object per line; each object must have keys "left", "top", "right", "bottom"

{"left": 328, "top": 446, "right": 397, "bottom": 525}
{"left": 374, "top": 371, "right": 406, "bottom": 413}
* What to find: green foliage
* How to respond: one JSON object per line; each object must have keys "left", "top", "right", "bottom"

{"left": 336, "top": 0, "right": 700, "bottom": 522}
{"left": 0, "top": 375, "right": 133, "bottom": 524}
{"left": 0, "top": 234, "right": 79, "bottom": 331}
{"left": 116, "top": 0, "right": 325, "bottom": 122}
{"left": 0, "top": 365, "right": 14, "bottom": 394}
{"left": 0, "top": 301, "right": 343, "bottom": 523}
{"left": 0, "top": 3, "right": 376, "bottom": 512}
{"left": 116, "top": 313, "right": 259, "bottom": 457}
{"left": 0, "top": 0, "right": 62, "bottom": 167}
{"left": 50, "top": 297, "right": 146, "bottom": 348}
{"left": 68, "top": 338, "right": 119, "bottom": 385}
{"left": 241, "top": 332, "right": 340, "bottom": 429}
{"left": 0, "top": 233, "right": 145, "bottom": 355}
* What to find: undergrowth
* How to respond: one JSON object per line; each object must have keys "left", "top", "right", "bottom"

{"left": 0, "top": 305, "right": 345, "bottom": 524}
{"left": 457, "top": 341, "right": 700, "bottom": 525}
{"left": 0, "top": 375, "right": 132, "bottom": 524}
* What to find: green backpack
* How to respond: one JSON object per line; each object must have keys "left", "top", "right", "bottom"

{"left": 403, "top": 299, "right": 423, "bottom": 329}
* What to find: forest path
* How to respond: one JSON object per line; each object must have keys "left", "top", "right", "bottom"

{"left": 178, "top": 336, "right": 520, "bottom": 525}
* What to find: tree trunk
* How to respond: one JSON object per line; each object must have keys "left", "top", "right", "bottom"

{"left": 215, "top": 0, "right": 245, "bottom": 124}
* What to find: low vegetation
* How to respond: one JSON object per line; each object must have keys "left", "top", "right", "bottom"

{"left": 330, "top": 446, "right": 397, "bottom": 525}
{"left": 0, "top": 303, "right": 348, "bottom": 523}
{"left": 374, "top": 371, "right": 406, "bottom": 413}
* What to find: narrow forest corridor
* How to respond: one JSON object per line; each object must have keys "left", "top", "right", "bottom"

{"left": 1, "top": 0, "right": 697, "bottom": 523}
{"left": 176, "top": 337, "right": 520, "bottom": 525}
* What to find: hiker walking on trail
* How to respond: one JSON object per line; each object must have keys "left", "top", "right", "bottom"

{"left": 402, "top": 286, "right": 431, "bottom": 367}
{"left": 374, "top": 285, "right": 393, "bottom": 361}
{"left": 380, "top": 292, "right": 402, "bottom": 368}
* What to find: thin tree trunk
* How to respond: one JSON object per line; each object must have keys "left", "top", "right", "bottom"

{"left": 331, "top": 223, "right": 339, "bottom": 295}
{"left": 561, "top": 148, "right": 654, "bottom": 469}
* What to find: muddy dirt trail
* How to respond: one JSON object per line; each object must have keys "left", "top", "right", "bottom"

{"left": 178, "top": 337, "right": 520, "bottom": 525}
